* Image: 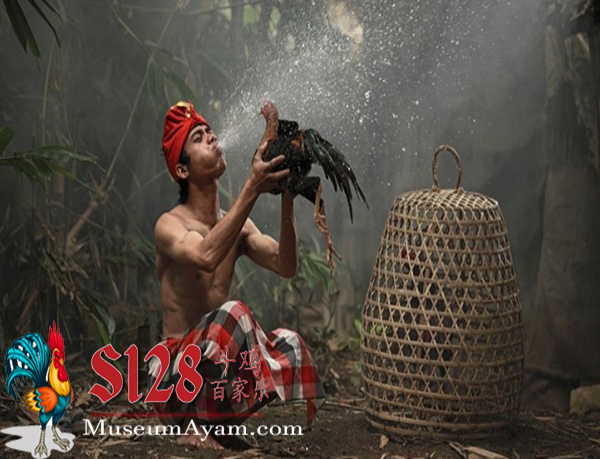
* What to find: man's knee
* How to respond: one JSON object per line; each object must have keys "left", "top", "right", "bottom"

{"left": 222, "top": 300, "right": 252, "bottom": 319}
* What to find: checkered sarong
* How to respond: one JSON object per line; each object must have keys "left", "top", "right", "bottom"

{"left": 147, "top": 301, "right": 326, "bottom": 428}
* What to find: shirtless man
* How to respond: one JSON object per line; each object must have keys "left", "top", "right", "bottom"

{"left": 150, "top": 102, "right": 324, "bottom": 450}
{"left": 155, "top": 122, "right": 296, "bottom": 338}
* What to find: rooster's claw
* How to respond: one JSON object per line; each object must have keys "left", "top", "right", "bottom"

{"left": 34, "top": 430, "right": 48, "bottom": 457}
{"left": 52, "top": 426, "right": 70, "bottom": 451}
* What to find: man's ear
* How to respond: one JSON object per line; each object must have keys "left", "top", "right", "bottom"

{"left": 175, "top": 163, "right": 189, "bottom": 180}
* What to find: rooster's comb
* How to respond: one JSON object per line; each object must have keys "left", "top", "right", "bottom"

{"left": 48, "top": 321, "right": 64, "bottom": 353}
{"left": 259, "top": 100, "right": 278, "bottom": 117}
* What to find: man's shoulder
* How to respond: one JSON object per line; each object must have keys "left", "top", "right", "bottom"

{"left": 161, "top": 204, "right": 188, "bottom": 221}
{"left": 155, "top": 207, "right": 186, "bottom": 233}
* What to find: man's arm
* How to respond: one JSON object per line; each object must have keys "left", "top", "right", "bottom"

{"left": 245, "top": 192, "right": 298, "bottom": 278}
{"left": 155, "top": 143, "right": 289, "bottom": 272}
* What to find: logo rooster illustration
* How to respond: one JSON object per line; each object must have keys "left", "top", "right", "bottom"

{"left": 5, "top": 322, "right": 74, "bottom": 457}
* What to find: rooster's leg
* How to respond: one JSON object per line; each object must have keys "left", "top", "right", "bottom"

{"left": 313, "top": 182, "right": 341, "bottom": 271}
{"left": 51, "top": 425, "right": 70, "bottom": 451}
{"left": 34, "top": 428, "right": 48, "bottom": 457}
{"left": 297, "top": 178, "right": 341, "bottom": 272}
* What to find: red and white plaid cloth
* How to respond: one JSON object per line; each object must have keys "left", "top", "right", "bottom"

{"left": 147, "top": 301, "right": 326, "bottom": 428}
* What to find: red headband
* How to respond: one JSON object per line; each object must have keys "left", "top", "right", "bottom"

{"left": 162, "top": 101, "right": 210, "bottom": 182}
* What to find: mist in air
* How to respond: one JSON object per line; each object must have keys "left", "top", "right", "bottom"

{"left": 0, "top": 0, "right": 547, "bottom": 328}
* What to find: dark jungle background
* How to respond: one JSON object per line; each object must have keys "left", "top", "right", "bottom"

{"left": 1, "top": 0, "right": 599, "bottom": 416}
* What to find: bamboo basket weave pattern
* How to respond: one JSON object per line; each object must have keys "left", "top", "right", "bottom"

{"left": 361, "top": 145, "right": 524, "bottom": 439}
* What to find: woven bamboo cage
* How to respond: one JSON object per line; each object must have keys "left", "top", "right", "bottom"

{"left": 361, "top": 145, "right": 524, "bottom": 439}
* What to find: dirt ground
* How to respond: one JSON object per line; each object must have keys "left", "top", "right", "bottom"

{"left": 2, "top": 348, "right": 599, "bottom": 459}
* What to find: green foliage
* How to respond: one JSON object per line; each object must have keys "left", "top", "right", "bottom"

{"left": 310, "top": 326, "right": 337, "bottom": 354}
{"left": 291, "top": 242, "right": 334, "bottom": 292}
{"left": 0, "top": 0, "right": 363, "bottom": 359}
{"left": 0, "top": 127, "right": 15, "bottom": 154}
{"left": 0, "top": 144, "right": 98, "bottom": 184}
{"left": 3, "top": 0, "right": 60, "bottom": 57}
{"left": 339, "top": 318, "right": 362, "bottom": 351}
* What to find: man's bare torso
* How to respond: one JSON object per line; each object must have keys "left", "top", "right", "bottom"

{"left": 156, "top": 205, "right": 250, "bottom": 338}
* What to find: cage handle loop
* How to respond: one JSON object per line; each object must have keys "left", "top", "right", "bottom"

{"left": 432, "top": 144, "right": 462, "bottom": 192}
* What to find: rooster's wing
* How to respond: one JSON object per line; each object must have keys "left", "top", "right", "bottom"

{"left": 23, "top": 387, "right": 58, "bottom": 414}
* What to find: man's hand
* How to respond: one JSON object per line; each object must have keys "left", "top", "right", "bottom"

{"left": 247, "top": 142, "right": 289, "bottom": 195}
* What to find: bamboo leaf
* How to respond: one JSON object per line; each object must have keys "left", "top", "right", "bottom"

{"left": 38, "top": 0, "right": 59, "bottom": 17}
{"left": 31, "top": 156, "right": 54, "bottom": 178}
{"left": 4, "top": 0, "right": 41, "bottom": 57}
{"left": 0, "top": 145, "right": 97, "bottom": 183}
{"left": 0, "top": 127, "right": 15, "bottom": 155}
{"left": 2, "top": 157, "right": 40, "bottom": 182}
{"left": 47, "top": 162, "right": 74, "bottom": 179}
{"left": 354, "top": 319, "right": 362, "bottom": 334}
{"left": 4, "top": 0, "right": 27, "bottom": 52}
{"left": 27, "top": 145, "right": 97, "bottom": 164}
{"left": 95, "top": 305, "right": 116, "bottom": 338}
{"left": 26, "top": 0, "right": 60, "bottom": 45}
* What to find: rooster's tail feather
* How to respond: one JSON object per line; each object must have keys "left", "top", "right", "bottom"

{"left": 304, "top": 129, "right": 368, "bottom": 222}
{"left": 5, "top": 333, "right": 51, "bottom": 403}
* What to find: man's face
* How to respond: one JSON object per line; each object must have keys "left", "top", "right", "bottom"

{"left": 178, "top": 123, "right": 226, "bottom": 182}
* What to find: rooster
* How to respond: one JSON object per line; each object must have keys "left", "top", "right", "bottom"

{"left": 5, "top": 322, "right": 74, "bottom": 456}
{"left": 259, "top": 101, "right": 368, "bottom": 271}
